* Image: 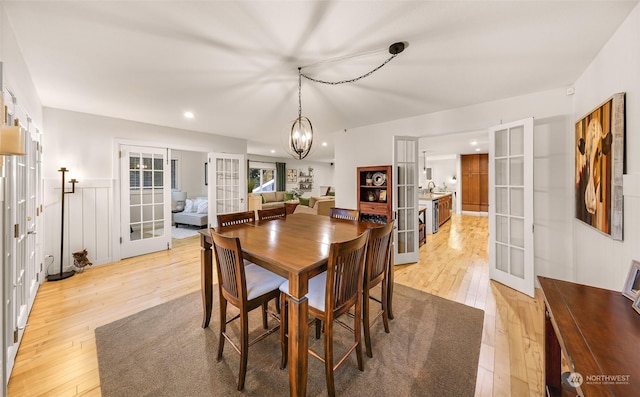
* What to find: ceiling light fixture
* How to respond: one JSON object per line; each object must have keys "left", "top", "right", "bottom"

{"left": 184, "top": 111, "right": 194, "bottom": 119}
{"left": 471, "top": 140, "right": 477, "bottom": 146}
{"left": 287, "top": 41, "right": 406, "bottom": 160}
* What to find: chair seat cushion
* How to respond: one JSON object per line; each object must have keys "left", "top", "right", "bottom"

{"left": 280, "top": 271, "right": 327, "bottom": 312}
{"left": 245, "top": 261, "right": 287, "bottom": 301}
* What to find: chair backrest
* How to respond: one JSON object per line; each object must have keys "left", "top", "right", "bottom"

{"left": 325, "top": 230, "right": 369, "bottom": 318}
{"left": 329, "top": 207, "right": 359, "bottom": 221}
{"left": 257, "top": 207, "right": 286, "bottom": 221}
{"left": 217, "top": 211, "right": 255, "bottom": 228}
{"left": 365, "top": 221, "right": 394, "bottom": 287}
{"left": 210, "top": 230, "right": 247, "bottom": 306}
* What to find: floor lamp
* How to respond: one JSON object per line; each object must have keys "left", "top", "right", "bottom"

{"left": 48, "top": 167, "right": 78, "bottom": 281}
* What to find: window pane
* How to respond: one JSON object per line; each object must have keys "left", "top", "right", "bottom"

{"left": 495, "top": 129, "right": 508, "bottom": 157}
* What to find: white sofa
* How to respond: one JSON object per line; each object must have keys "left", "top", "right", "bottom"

{"left": 173, "top": 196, "right": 208, "bottom": 228}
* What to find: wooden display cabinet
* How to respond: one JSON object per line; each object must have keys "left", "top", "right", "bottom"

{"left": 357, "top": 165, "right": 393, "bottom": 224}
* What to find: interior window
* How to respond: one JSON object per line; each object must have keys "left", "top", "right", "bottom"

{"left": 249, "top": 165, "right": 276, "bottom": 193}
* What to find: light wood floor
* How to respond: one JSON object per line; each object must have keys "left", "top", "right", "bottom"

{"left": 7, "top": 215, "right": 545, "bottom": 396}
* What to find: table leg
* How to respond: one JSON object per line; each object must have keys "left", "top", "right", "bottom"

{"left": 544, "top": 307, "right": 562, "bottom": 395}
{"left": 288, "top": 278, "right": 309, "bottom": 397}
{"left": 201, "top": 234, "right": 213, "bottom": 328}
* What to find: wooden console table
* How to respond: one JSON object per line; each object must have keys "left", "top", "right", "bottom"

{"left": 538, "top": 276, "right": 640, "bottom": 396}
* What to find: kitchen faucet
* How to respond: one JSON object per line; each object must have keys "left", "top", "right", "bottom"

{"left": 427, "top": 180, "right": 436, "bottom": 193}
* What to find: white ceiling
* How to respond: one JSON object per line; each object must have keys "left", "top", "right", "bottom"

{"left": 3, "top": 1, "right": 637, "bottom": 161}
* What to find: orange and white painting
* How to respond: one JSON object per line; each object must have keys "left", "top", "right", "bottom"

{"left": 575, "top": 93, "right": 625, "bottom": 240}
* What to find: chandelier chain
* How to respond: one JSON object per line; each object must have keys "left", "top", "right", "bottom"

{"left": 298, "top": 67, "right": 302, "bottom": 119}
{"left": 300, "top": 53, "right": 397, "bottom": 85}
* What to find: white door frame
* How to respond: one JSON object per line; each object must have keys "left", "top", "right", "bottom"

{"left": 488, "top": 117, "right": 535, "bottom": 297}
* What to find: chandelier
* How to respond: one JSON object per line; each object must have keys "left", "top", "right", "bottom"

{"left": 287, "top": 41, "right": 406, "bottom": 160}
{"left": 289, "top": 67, "right": 314, "bottom": 160}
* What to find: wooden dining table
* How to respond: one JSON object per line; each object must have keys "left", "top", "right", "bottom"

{"left": 199, "top": 213, "right": 392, "bottom": 396}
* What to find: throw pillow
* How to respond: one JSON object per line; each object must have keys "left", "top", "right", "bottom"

{"left": 308, "top": 196, "right": 318, "bottom": 208}
{"left": 299, "top": 197, "right": 310, "bottom": 206}
{"left": 328, "top": 191, "right": 335, "bottom": 196}
{"left": 196, "top": 200, "right": 208, "bottom": 214}
{"left": 284, "top": 192, "right": 293, "bottom": 201}
{"left": 184, "top": 199, "right": 194, "bottom": 213}
{"left": 262, "top": 192, "right": 277, "bottom": 203}
{"left": 262, "top": 194, "right": 266, "bottom": 203}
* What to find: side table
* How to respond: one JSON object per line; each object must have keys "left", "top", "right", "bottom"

{"left": 284, "top": 200, "right": 299, "bottom": 215}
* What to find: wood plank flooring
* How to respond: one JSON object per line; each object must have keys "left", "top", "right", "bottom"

{"left": 8, "top": 215, "right": 545, "bottom": 396}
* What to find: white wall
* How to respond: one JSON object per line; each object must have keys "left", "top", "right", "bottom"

{"left": 1, "top": 8, "right": 42, "bottom": 127}
{"left": 173, "top": 150, "right": 207, "bottom": 199}
{"left": 43, "top": 108, "right": 247, "bottom": 267}
{"left": 571, "top": 2, "right": 640, "bottom": 291}
{"left": 335, "top": 87, "right": 574, "bottom": 282}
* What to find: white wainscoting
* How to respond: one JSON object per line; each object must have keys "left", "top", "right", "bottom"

{"left": 44, "top": 179, "right": 113, "bottom": 273}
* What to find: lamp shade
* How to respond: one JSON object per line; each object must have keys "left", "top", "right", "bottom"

{"left": 172, "top": 191, "right": 187, "bottom": 201}
{"left": 0, "top": 125, "right": 26, "bottom": 155}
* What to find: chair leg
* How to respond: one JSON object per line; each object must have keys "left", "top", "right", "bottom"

{"left": 262, "top": 301, "right": 269, "bottom": 329}
{"left": 279, "top": 293, "right": 288, "bottom": 370}
{"left": 354, "top": 302, "right": 364, "bottom": 372}
{"left": 315, "top": 318, "right": 322, "bottom": 339}
{"left": 324, "top": 319, "right": 336, "bottom": 397}
{"left": 238, "top": 309, "right": 249, "bottom": 391}
{"left": 217, "top": 298, "right": 227, "bottom": 361}
{"left": 363, "top": 288, "right": 373, "bottom": 358}
{"left": 381, "top": 279, "right": 390, "bottom": 333}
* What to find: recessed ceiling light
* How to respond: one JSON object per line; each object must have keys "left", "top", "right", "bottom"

{"left": 471, "top": 140, "right": 477, "bottom": 146}
{"left": 475, "top": 148, "right": 481, "bottom": 152}
{"left": 270, "top": 149, "right": 275, "bottom": 153}
{"left": 322, "top": 142, "right": 327, "bottom": 147}
{"left": 184, "top": 111, "right": 194, "bottom": 119}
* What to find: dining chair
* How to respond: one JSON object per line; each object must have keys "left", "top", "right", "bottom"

{"left": 210, "top": 230, "right": 285, "bottom": 391}
{"left": 257, "top": 206, "right": 286, "bottom": 221}
{"left": 362, "top": 221, "right": 394, "bottom": 358}
{"left": 217, "top": 210, "right": 255, "bottom": 228}
{"left": 279, "top": 230, "right": 369, "bottom": 397}
{"left": 329, "top": 207, "right": 359, "bottom": 221}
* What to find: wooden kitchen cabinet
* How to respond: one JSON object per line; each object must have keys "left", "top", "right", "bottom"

{"left": 461, "top": 154, "right": 488, "bottom": 212}
{"left": 438, "top": 194, "right": 452, "bottom": 226}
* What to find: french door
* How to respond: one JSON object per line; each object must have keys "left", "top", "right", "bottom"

{"left": 488, "top": 117, "right": 535, "bottom": 297}
{"left": 120, "top": 146, "right": 171, "bottom": 259}
{"left": 393, "top": 136, "right": 419, "bottom": 264}
{"left": 3, "top": 118, "right": 40, "bottom": 382}
{"left": 208, "top": 152, "right": 245, "bottom": 227}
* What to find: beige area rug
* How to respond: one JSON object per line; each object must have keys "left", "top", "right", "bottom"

{"left": 144, "top": 226, "right": 200, "bottom": 239}
{"left": 95, "top": 284, "right": 483, "bottom": 397}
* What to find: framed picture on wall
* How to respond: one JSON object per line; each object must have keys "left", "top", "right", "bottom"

{"left": 574, "top": 92, "right": 625, "bottom": 240}
{"left": 623, "top": 260, "right": 640, "bottom": 301}
{"left": 287, "top": 168, "right": 297, "bottom": 183}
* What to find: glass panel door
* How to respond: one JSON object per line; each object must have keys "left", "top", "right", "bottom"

{"left": 209, "top": 152, "right": 245, "bottom": 227}
{"left": 120, "top": 145, "right": 171, "bottom": 259}
{"left": 489, "top": 118, "right": 534, "bottom": 297}
{"left": 393, "top": 136, "right": 419, "bottom": 264}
